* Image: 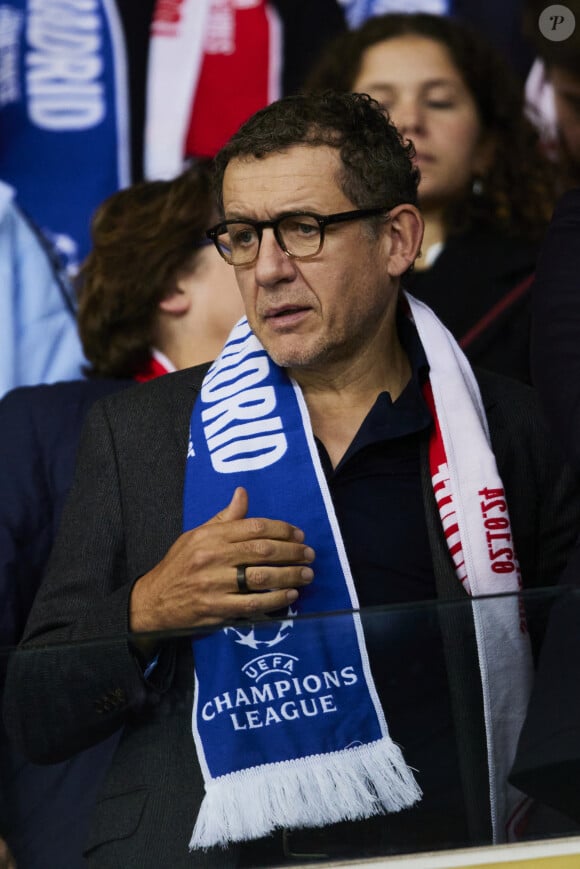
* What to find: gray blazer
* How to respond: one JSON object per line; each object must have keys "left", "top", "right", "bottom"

{"left": 4, "top": 364, "right": 580, "bottom": 867}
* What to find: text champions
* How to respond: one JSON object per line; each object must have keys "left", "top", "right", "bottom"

{"left": 201, "top": 665, "right": 358, "bottom": 731}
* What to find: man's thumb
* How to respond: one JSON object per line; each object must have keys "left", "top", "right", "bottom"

{"left": 209, "top": 486, "right": 248, "bottom": 524}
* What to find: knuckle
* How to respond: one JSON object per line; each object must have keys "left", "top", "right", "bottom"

{"left": 253, "top": 539, "right": 273, "bottom": 559}
{"left": 189, "top": 547, "right": 212, "bottom": 571}
{"left": 251, "top": 567, "right": 269, "bottom": 589}
{"left": 247, "top": 517, "right": 266, "bottom": 536}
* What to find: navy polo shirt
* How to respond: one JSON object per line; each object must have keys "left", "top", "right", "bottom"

{"left": 316, "top": 315, "right": 434, "bottom": 607}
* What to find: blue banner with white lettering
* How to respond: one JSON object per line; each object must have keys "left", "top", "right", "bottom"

{"left": 185, "top": 318, "right": 420, "bottom": 850}
{"left": 0, "top": 0, "right": 129, "bottom": 273}
{"left": 338, "top": 0, "right": 450, "bottom": 29}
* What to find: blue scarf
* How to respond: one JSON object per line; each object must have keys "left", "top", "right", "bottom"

{"left": 185, "top": 318, "right": 421, "bottom": 849}
{"left": 0, "top": 0, "right": 130, "bottom": 271}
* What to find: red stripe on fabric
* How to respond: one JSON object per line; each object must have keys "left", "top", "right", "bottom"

{"left": 422, "top": 379, "right": 469, "bottom": 589}
{"left": 459, "top": 273, "right": 535, "bottom": 350}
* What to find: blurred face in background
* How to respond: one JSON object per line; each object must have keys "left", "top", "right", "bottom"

{"left": 352, "top": 35, "right": 492, "bottom": 213}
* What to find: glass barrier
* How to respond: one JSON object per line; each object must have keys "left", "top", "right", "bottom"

{"left": 2, "top": 587, "right": 580, "bottom": 868}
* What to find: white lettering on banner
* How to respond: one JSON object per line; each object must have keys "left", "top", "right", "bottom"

{"left": 201, "top": 337, "right": 288, "bottom": 473}
{"left": 26, "top": 0, "right": 104, "bottom": 130}
{"left": 204, "top": 0, "right": 262, "bottom": 55}
{"left": 0, "top": 6, "right": 23, "bottom": 107}
{"left": 201, "top": 666, "right": 358, "bottom": 729}
{"left": 205, "top": 0, "right": 234, "bottom": 55}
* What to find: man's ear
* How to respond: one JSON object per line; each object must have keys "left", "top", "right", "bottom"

{"left": 384, "top": 204, "right": 424, "bottom": 277}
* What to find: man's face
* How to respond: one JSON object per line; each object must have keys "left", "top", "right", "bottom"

{"left": 221, "top": 145, "right": 399, "bottom": 375}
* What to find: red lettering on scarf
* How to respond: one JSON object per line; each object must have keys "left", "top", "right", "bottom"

{"left": 152, "top": 0, "right": 186, "bottom": 33}
{"left": 479, "top": 489, "right": 527, "bottom": 633}
{"left": 422, "top": 379, "right": 526, "bottom": 634}
{"left": 479, "top": 492, "right": 515, "bottom": 574}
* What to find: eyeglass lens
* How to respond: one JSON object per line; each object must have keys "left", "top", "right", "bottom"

{"left": 217, "top": 214, "right": 322, "bottom": 265}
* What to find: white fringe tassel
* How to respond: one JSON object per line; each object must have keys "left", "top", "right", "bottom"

{"left": 189, "top": 738, "right": 421, "bottom": 850}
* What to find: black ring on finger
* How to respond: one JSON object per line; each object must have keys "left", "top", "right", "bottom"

{"left": 236, "top": 564, "right": 250, "bottom": 594}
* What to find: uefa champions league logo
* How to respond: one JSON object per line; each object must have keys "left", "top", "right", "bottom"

{"left": 224, "top": 606, "right": 297, "bottom": 651}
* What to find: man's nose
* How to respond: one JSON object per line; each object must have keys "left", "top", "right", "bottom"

{"left": 254, "top": 228, "right": 297, "bottom": 286}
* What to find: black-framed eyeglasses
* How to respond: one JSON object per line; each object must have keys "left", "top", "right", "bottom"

{"left": 206, "top": 207, "right": 390, "bottom": 266}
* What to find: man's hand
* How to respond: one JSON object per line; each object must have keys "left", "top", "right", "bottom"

{"left": 130, "top": 487, "right": 314, "bottom": 634}
{"left": 0, "top": 837, "right": 16, "bottom": 869}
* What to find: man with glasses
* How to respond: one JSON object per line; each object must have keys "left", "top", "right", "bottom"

{"left": 5, "top": 92, "right": 580, "bottom": 867}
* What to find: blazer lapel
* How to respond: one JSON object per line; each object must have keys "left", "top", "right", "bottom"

{"left": 162, "top": 362, "right": 211, "bottom": 456}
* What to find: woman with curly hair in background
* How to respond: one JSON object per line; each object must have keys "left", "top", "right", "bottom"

{"left": 78, "top": 161, "right": 243, "bottom": 381}
{"left": 307, "top": 13, "right": 558, "bottom": 382}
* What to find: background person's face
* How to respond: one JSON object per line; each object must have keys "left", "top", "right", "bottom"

{"left": 352, "top": 35, "right": 490, "bottom": 212}
{"left": 177, "top": 244, "right": 245, "bottom": 337}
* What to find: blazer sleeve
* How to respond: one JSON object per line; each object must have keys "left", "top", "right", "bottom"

{"left": 3, "top": 398, "right": 174, "bottom": 764}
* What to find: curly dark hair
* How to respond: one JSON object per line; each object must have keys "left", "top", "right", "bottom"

{"left": 306, "top": 13, "right": 557, "bottom": 240}
{"left": 213, "top": 90, "right": 420, "bottom": 219}
{"left": 77, "top": 161, "right": 216, "bottom": 378}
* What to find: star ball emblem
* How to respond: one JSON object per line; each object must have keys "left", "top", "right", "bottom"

{"left": 224, "top": 606, "right": 297, "bottom": 650}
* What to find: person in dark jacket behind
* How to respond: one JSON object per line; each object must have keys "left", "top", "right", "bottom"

{"left": 509, "top": 188, "right": 580, "bottom": 825}
{"left": 528, "top": 188, "right": 580, "bottom": 472}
